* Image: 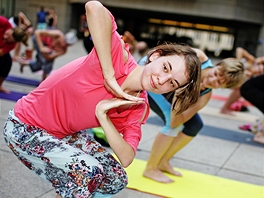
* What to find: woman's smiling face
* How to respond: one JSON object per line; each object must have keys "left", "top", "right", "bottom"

{"left": 142, "top": 53, "right": 189, "bottom": 94}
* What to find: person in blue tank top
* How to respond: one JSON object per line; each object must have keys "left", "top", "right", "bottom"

{"left": 139, "top": 48, "right": 245, "bottom": 183}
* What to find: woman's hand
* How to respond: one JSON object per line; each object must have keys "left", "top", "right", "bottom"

{"left": 40, "top": 46, "right": 52, "bottom": 54}
{"left": 104, "top": 78, "right": 144, "bottom": 102}
{"left": 85, "top": 1, "right": 144, "bottom": 102}
{"left": 96, "top": 97, "right": 144, "bottom": 117}
{"left": 95, "top": 98, "right": 143, "bottom": 167}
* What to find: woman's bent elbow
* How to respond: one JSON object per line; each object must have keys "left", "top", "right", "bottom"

{"left": 120, "top": 157, "right": 133, "bottom": 168}
{"left": 85, "top": 1, "right": 102, "bottom": 13}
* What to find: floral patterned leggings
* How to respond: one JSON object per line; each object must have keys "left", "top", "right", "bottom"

{"left": 3, "top": 110, "right": 128, "bottom": 198}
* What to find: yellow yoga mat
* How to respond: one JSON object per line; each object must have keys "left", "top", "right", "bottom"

{"left": 124, "top": 158, "right": 264, "bottom": 198}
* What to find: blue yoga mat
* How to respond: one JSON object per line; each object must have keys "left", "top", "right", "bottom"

{"left": 0, "top": 91, "right": 27, "bottom": 101}
{"left": 146, "top": 117, "right": 263, "bottom": 148}
{"left": 6, "top": 75, "right": 40, "bottom": 87}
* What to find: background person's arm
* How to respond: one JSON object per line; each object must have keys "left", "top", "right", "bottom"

{"left": 192, "top": 48, "right": 209, "bottom": 63}
{"left": 34, "top": 29, "right": 65, "bottom": 60}
{"left": 43, "top": 49, "right": 66, "bottom": 61}
{"left": 236, "top": 47, "right": 255, "bottom": 77}
{"left": 236, "top": 47, "right": 255, "bottom": 66}
{"left": 18, "top": 12, "right": 31, "bottom": 28}
{"left": 34, "top": 29, "right": 63, "bottom": 53}
{"left": 253, "top": 56, "right": 264, "bottom": 76}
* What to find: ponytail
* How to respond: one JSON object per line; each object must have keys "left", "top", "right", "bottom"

{"left": 12, "top": 27, "right": 29, "bottom": 46}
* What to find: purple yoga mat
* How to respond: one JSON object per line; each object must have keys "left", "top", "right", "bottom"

{"left": 6, "top": 75, "right": 40, "bottom": 87}
{"left": 0, "top": 91, "right": 27, "bottom": 101}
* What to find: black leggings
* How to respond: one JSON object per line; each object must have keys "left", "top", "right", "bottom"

{"left": 0, "top": 53, "right": 12, "bottom": 78}
{"left": 240, "top": 75, "right": 264, "bottom": 114}
{"left": 148, "top": 94, "right": 203, "bottom": 137}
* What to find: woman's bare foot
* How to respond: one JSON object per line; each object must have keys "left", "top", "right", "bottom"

{"left": 20, "top": 64, "right": 25, "bottom": 73}
{"left": 143, "top": 168, "right": 174, "bottom": 183}
{"left": 0, "top": 87, "right": 10, "bottom": 94}
{"left": 17, "top": 58, "right": 30, "bottom": 73}
{"left": 12, "top": 56, "right": 21, "bottom": 61}
{"left": 159, "top": 162, "right": 183, "bottom": 177}
{"left": 253, "top": 132, "right": 264, "bottom": 144}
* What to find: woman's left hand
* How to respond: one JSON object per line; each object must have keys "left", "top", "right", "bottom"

{"left": 95, "top": 98, "right": 139, "bottom": 167}
{"left": 96, "top": 98, "right": 144, "bottom": 116}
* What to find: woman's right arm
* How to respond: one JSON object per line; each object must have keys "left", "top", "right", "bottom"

{"left": 85, "top": 1, "right": 112, "bottom": 81}
{"left": 85, "top": 1, "right": 143, "bottom": 101}
{"left": 192, "top": 48, "right": 208, "bottom": 63}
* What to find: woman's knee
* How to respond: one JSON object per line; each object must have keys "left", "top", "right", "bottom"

{"left": 182, "top": 117, "right": 203, "bottom": 137}
{"left": 92, "top": 153, "right": 128, "bottom": 194}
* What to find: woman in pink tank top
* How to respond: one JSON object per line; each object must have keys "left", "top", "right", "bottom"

{"left": 3, "top": 1, "right": 201, "bottom": 198}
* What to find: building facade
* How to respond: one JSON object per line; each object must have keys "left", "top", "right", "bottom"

{"left": 2, "top": 0, "right": 264, "bottom": 57}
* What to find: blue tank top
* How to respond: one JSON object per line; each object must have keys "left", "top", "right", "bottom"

{"left": 200, "top": 59, "right": 212, "bottom": 96}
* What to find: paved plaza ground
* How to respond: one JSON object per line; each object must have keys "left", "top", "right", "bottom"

{"left": 0, "top": 40, "right": 263, "bottom": 198}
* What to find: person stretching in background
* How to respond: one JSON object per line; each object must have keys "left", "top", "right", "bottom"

{"left": 0, "top": 16, "right": 28, "bottom": 93}
{"left": 19, "top": 29, "right": 77, "bottom": 82}
{"left": 79, "top": 13, "right": 94, "bottom": 54}
{"left": 220, "top": 47, "right": 258, "bottom": 115}
{"left": 138, "top": 48, "right": 245, "bottom": 183}
{"left": 36, "top": 6, "right": 48, "bottom": 30}
{"left": 47, "top": 8, "right": 58, "bottom": 29}
{"left": 240, "top": 57, "right": 264, "bottom": 144}
{"left": 9, "top": 11, "right": 34, "bottom": 60}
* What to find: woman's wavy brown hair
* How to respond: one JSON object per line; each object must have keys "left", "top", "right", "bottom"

{"left": 12, "top": 27, "right": 29, "bottom": 46}
{"left": 146, "top": 42, "right": 201, "bottom": 114}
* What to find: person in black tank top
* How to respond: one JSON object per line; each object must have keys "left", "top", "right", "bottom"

{"left": 47, "top": 8, "right": 57, "bottom": 29}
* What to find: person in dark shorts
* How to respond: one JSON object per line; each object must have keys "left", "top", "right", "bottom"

{"left": 0, "top": 16, "right": 28, "bottom": 93}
